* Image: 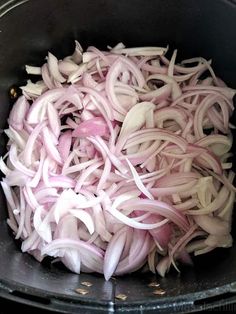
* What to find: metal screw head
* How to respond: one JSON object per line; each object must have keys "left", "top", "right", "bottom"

{"left": 75, "top": 288, "right": 89, "bottom": 295}
{"left": 115, "top": 293, "right": 127, "bottom": 301}
{"left": 153, "top": 288, "right": 166, "bottom": 295}
{"left": 148, "top": 282, "right": 160, "bottom": 288}
{"left": 81, "top": 281, "right": 93, "bottom": 287}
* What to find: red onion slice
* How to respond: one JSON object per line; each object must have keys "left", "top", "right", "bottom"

{"left": 1, "top": 42, "right": 235, "bottom": 280}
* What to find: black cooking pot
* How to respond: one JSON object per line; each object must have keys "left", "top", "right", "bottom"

{"left": 0, "top": 0, "right": 236, "bottom": 313}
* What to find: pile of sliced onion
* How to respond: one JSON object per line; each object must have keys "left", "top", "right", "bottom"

{"left": 1, "top": 41, "right": 236, "bottom": 280}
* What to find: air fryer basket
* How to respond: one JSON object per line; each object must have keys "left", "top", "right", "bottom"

{"left": 0, "top": 0, "right": 236, "bottom": 313}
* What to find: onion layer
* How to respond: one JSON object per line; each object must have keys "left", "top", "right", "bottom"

{"left": 1, "top": 42, "right": 235, "bottom": 280}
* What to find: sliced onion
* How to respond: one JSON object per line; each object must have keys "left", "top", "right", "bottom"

{"left": 1, "top": 42, "right": 235, "bottom": 281}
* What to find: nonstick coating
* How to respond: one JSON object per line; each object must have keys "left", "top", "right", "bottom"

{"left": 0, "top": 0, "right": 236, "bottom": 313}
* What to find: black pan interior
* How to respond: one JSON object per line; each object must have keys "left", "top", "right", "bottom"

{"left": 0, "top": 0, "right": 236, "bottom": 313}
